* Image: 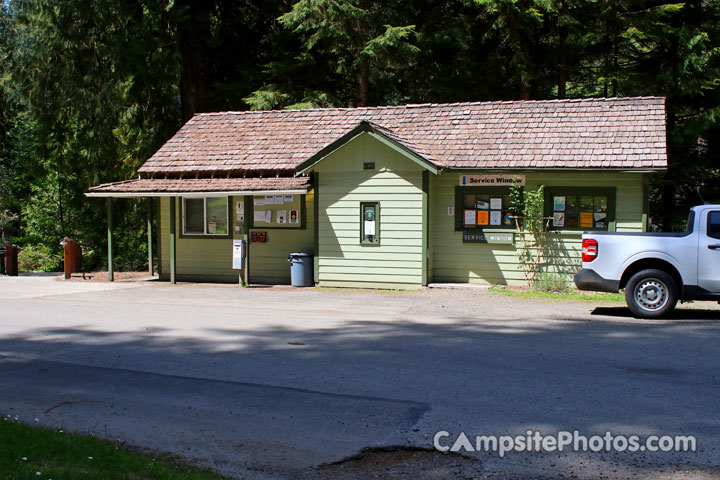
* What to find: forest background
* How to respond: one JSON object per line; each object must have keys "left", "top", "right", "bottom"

{"left": 1, "top": 0, "right": 718, "bottom": 271}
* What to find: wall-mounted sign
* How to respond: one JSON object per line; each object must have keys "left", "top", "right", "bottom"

{"left": 462, "top": 230, "right": 514, "bottom": 244}
{"left": 251, "top": 231, "right": 267, "bottom": 243}
{"left": 459, "top": 174, "right": 526, "bottom": 186}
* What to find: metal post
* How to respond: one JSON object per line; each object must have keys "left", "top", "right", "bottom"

{"left": 147, "top": 198, "right": 154, "bottom": 276}
{"left": 169, "top": 196, "right": 176, "bottom": 284}
{"left": 107, "top": 198, "right": 114, "bottom": 282}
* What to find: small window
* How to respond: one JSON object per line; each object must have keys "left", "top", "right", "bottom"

{"left": 182, "top": 197, "right": 229, "bottom": 236}
{"left": 708, "top": 211, "right": 720, "bottom": 239}
{"left": 455, "top": 187, "right": 515, "bottom": 230}
{"left": 361, "top": 202, "right": 380, "bottom": 244}
{"left": 545, "top": 187, "right": 615, "bottom": 231}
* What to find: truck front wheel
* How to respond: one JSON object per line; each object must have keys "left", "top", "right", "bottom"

{"left": 624, "top": 269, "right": 678, "bottom": 319}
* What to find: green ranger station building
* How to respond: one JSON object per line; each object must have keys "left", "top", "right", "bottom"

{"left": 87, "top": 97, "right": 667, "bottom": 288}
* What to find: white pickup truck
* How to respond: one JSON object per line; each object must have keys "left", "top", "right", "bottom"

{"left": 574, "top": 204, "right": 720, "bottom": 318}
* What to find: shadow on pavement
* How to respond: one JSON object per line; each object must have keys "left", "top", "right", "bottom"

{"left": 591, "top": 306, "right": 720, "bottom": 321}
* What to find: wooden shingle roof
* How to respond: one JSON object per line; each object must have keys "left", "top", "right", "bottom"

{"left": 87, "top": 177, "right": 312, "bottom": 197}
{"left": 138, "top": 97, "right": 667, "bottom": 176}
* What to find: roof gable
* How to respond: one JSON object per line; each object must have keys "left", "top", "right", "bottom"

{"left": 137, "top": 97, "right": 667, "bottom": 176}
{"left": 296, "top": 121, "right": 440, "bottom": 175}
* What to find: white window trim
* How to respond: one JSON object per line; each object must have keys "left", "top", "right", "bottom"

{"left": 181, "top": 197, "right": 228, "bottom": 236}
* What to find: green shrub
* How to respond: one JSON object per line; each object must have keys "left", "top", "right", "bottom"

{"left": 17, "top": 244, "right": 62, "bottom": 272}
{"left": 533, "top": 272, "right": 572, "bottom": 294}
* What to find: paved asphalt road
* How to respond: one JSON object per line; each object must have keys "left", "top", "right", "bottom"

{"left": 0, "top": 275, "right": 719, "bottom": 479}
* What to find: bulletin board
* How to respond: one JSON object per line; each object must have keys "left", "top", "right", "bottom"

{"left": 251, "top": 194, "right": 304, "bottom": 229}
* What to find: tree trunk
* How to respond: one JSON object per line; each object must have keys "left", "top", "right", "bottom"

{"left": 356, "top": 59, "right": 369, "bottom": 107}
{"left": 519, "top": 81, "right": 531, "bottom": 100}
{"left": 557, "top": 0, "right": 568, "bottom": 99}
{"left": 177, "top": 0, "right": 211, "bottom": 121}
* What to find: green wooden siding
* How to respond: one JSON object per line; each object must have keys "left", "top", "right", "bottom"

{"left": 249, "top": 189, "right": 315, "bottom": 284}
{"left": 429, "top": 171, "right": 647, "bottom": 285}
{"left": 158, "top": 190, "right": 314, "bottom": 284}
{"left": 314, "top": 133, "right": 425, "bottom": 288}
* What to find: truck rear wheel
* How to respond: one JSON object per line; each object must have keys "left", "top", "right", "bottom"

{"left": 624, "top": 269, "right": 678, "bottom": 319}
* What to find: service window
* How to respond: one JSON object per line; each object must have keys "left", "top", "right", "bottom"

{"left": 182, "top": 197, "right": 229, "bottom": 236}
{"left": 708, "top": 211, "right": 720, "bottom": 239}
{"left": 545, "top": 187, "right": 615, "bottom": 231}
{"left": 455, "top": 187, "right": 515, "bottom": 230}
{"left": 361, "top": 202, "right": 380, "bottom": 244}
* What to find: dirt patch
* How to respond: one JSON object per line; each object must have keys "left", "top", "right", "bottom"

{"left": 61, "top": 271, "right": 155, "bottom": 282}
{"left": 309, "top": 447, "right": 483, "bottom": 480}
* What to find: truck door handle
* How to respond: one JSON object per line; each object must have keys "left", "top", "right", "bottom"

{"left": 709, "top": 244, "right": 720, "bottom": 250}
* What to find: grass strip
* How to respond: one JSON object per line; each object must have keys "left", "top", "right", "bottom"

{"left": 0, "top": 416, "right": 230, "bottom": 480}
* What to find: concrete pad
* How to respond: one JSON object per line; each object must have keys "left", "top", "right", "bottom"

{"left": 0, "top": 274, "right": 145, "bottom": 299}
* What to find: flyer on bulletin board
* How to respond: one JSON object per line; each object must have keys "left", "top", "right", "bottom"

{"left": 477, "top": 211, "right": 489, "bottom": 225}
{"left": 490, "top": 211, "right": 502, "bottom": 225}
{"left": 580, "top": 212, "right": 594, "bottom": 228}
{"left": 553, "top": 212, "right": 565, "bottom": 227}
{"left": 490, "top": 198, "right": 502, "bottom": 210}
{"left": 277, "top": 210, "right": 287, "bottom": 224}
{"left": 464, "top": 209, "right": 476, "bottom": 226}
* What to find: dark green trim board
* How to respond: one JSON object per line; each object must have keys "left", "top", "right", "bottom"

{"left": 106, "top": 198, "right": 113, "bottom": 282}
{"left": 422, "top": 170, "right": 429, "bottom": 286}
{"left": 543, "top": 186, "right": 617, "bottom": 232}
{"left": 147, "top": 198, "right": 153, "bottom": 276}
{"left": 296, "top": 121, "right": 440, "bottom": 175}
{"left": 313, "top": 175, "right": 319, "bottom": 282}
{"left": 155, "top": 198, "right": 162, "bottom": 276}
{"left": 243, "top": 195, "right": 252, "bottom": 286}
{"left": 169, "top": 196, "right": 177, "bottom": 284}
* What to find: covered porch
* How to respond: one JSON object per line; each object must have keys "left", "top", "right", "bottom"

{"left": 86, "top": 176, "right": 313, "bottom": 285}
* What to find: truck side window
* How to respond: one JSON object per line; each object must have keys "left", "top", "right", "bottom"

{"left": 708, "top": 211, "right": 720, "bottom": 239}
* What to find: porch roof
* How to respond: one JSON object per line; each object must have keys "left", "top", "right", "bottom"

{"left": 85, "top": 176, "right": 312, "bottom": 198}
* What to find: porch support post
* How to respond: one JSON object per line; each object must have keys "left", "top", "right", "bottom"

{"left": 147, "top": 198, "right": 154, "bottom": 276}
{"left": 243, "top": 195, "right": 251, "bottom": 286}
{"left": 107, "top": 197, "right": 114, "bottom": 282}
{"left": 422, "top": 170, "right": 429, "bottom": 286}
{"left": 169, "top": 196, "right": 177, "bottom": 284}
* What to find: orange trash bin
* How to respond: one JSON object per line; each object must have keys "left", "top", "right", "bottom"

{"left": 61, "top": 238, "right": 82, "bottom": 279}
{"left": 5, "top": 244, "right": 18, "bottom": 276}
